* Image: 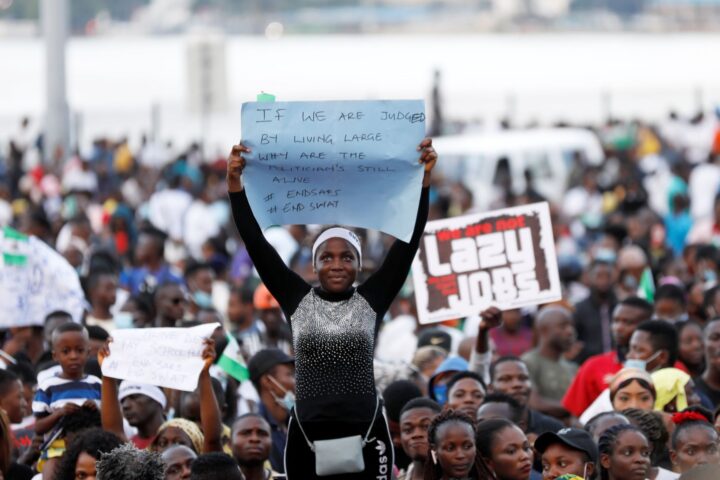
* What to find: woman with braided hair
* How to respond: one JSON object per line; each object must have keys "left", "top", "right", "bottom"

{"left": 423, "top": 409, "right": 494, "bottom": 480}
{"left": 669, "top": 408, "right": 720, "bottom": 473}
{"left": 598, "top": 424, "right": 651, "bottom": 480}
{"left": 621, "top": 408, "right": 675, "bottom": 480}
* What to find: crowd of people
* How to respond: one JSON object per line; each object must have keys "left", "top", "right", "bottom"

{"left": 1, "top": 109, "right": 720, "bottom": 479}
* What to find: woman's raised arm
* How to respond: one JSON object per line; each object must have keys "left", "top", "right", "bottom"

{"left": 227, "top": 143, "right": 310, "bottom": 315}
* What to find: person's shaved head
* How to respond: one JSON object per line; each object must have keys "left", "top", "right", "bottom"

{"left": 162, "top": 445, "right": 197, "bottom": 480}
{"left": 536, "top": 306, "right": 572, "bottom": 330}
{"left": 536, "top": 305, "right": 576, "bottom": 353}
{"left": 618, "top": 245, "right": 648, "bottom": 270}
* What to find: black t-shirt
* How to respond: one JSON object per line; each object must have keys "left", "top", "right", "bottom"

{"left": 527, "top": 409, "right": 564, "bottom": 435}
{"left": 694, "top": 376, "right": 720, "bottom": 408}
{"left": 7, "top": 462, "right": 34, "bottom": 480}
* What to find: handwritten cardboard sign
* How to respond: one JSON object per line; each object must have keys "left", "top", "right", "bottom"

{"left": 241, "top": 100, "right": 426, "bottom": 242}
{"left": 101, "top": 323, "right": 220, "bottom": 391}
{"left": 0, "top": 227, "right": 85, "bottom": 327}
{"left": 412, "top": 203, "right": 562, "bottom": 324}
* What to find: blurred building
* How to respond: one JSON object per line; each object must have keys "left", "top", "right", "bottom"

{"left": 127, "top": 0, "right": 192, "bottom": 33}
{"left": 646, "top": 0, "right": 720, "bottom": 27}
{"left": 531, "top": 0, "right": 572, "bottom": 17}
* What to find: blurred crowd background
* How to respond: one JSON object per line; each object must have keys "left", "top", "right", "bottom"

{"left": 3, "top": 1, "right": 720, "bottom": 479}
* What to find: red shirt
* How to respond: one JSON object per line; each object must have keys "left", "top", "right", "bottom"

{"left": 563, "top": 351, "right": 621, "bottom": 417}
{"left": 489, "top": 327, "right": 534, "bottom": 358}
{"left": 563, "top": 352, "right": 690, "bottom": 417}
{"left": 131, "top": 434, "right": 155, "bottom": 450}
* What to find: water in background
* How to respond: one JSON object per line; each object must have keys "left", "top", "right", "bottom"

{"left": 1, "top": 33, "right": 719, "bottom": 154}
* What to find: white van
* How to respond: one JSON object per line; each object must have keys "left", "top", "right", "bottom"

{"left": 432, "top": 128, "right": 605, "bottom": 209}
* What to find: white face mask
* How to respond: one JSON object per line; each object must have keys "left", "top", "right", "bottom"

{"left": 268, "top": 375, "right": 296, "bottom": 411}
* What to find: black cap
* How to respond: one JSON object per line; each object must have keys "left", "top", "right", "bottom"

{"left": 248, "top": 348, "right": 294, "bottom": 384}
{"left": 417, "top": 328, "right": 452, "bottom": 352}
{"left": 383, "top": 380, "right": 422, "bottom": 422}
{"left": 535, "top": 428, "right": 599, "bottom": 464}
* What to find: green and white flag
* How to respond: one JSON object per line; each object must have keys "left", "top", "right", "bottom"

{"left": 218, "top": 333, "right": 249, "bottom": 382}
{"left": 637, "top": 267, "right": 655, "bottom": 303}
{"left": 2, "top": 226, "right": 29, "bottom": 266}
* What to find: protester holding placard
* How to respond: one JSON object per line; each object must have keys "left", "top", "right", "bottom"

{"left": 98, "top": 337, "right": 224, "bottom": 454}
{"left": 121, "top": 382, "right": 169, "bottom": 449}
{"left": 226, "top": 136, "right": 436, "bottom": 479}
{"left": 8, "top": 89, "right": 720, "bottom": 480}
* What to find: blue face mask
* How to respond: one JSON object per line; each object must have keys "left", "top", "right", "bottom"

{"left": 277, "top": 391, "right": 296, "bottom": 412}
{"left": 192, "top": 290, "right": 213, "bottom": 309}
{"left": 269, "top": 376, "right": 296, "bottom": 411}
{"left": 433, "top": 384, "right": 448, "bottom": 405}
{"left": 623, "top": 358, "right": 647, "bottom": 371}
{"left": 595, "top": 248, "right": 617, "bottom": 264}
{"left": 625, "top": 350, "right": 662, "bottom": 372}
{"left": 622, "top": 274, "right": 638, "bottom": 290}
{"left": 114, "top": 312, "right": 134, "bottom": 329}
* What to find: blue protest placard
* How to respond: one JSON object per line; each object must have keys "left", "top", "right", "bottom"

{"left": 240, "top": 99, "right": 426, "bottom": 242}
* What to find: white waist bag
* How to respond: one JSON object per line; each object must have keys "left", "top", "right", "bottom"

{"left": 293, "top": 397, "right": 380, "bottom": 476}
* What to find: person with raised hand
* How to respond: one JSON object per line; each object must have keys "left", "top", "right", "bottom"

{"left": 98, "top": 337, "right": 223, "bottom": 453}
{"left": 227, "top": 138, "right": 437, "bottom": 479}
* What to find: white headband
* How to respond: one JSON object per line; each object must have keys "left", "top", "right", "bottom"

{"left": 312, "top": 227, "right": 363, "bottom": 268}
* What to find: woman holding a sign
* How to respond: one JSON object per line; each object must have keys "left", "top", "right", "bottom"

{"left": 227, "top": 138, "right": 436, "bottom": 479}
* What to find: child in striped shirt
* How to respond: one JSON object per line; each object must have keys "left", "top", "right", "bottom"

{"left": 32, "top": 322, "right": 102, "bottom": 435}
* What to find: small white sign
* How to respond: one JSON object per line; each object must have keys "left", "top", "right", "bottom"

{"left": 101, "top": 323, "right": 220, "bottom": 392}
